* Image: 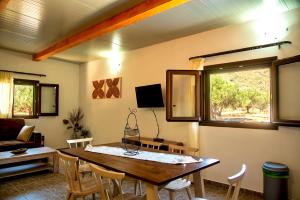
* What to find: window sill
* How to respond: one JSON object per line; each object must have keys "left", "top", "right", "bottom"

{"left": 13, "top": 115, "right": 39, "bottom": 119}
{"left": 199, "top": 121, "right": 278, "bottom": 130}
{"left": 273, "top": 121, "right": 300, "bottom": 127}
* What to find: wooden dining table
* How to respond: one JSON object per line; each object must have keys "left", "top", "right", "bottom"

{"left": 59, "top": 142, "right": 220, "bottom": 200}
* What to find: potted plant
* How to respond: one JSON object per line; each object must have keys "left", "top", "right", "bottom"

{"left": 62, "top": 108, "right": 90, "bottom": 139}
{"left": 80, "top": 129, "right": 90, "bottom": 138}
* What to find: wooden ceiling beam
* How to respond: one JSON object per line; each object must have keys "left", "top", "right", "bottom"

{"left": 33, "top": 0, "right": 188, "bottom": 61}
{"left": 0, "top": 0, "right": 10, "bottom": 11}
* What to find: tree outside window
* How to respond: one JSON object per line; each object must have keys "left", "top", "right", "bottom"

{"left": 209, "top": 68, "right": 270, "bottom": 122}
{"left": 13, "top": 79, "right": 38, "bottom": 118}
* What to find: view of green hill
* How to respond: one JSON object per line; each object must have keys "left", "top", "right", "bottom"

{"left": 210, "top": 68, "right": 270, "bottom": 122}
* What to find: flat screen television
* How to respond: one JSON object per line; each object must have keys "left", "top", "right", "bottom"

{"left": 135, "top": 84, "right": 164, "bottom": 108}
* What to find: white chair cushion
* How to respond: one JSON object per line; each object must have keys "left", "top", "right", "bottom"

{"left": 79, "top": 163, "right": 91, "bottom": 173}
{"left": 164, "top": 178, "right": 191, "bottom": 190}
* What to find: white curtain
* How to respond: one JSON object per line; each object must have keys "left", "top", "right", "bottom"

{"left": 0, "top": 72, "right": 13, "bottom": 118}
{"left": 189, "top": 57, "right": 205, "bottom": 70}
{"left": 188, "top": 58, "right": 205, "bottom": 150}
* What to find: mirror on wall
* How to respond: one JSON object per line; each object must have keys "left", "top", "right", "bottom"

{"left": 272, "top": 55, "right": 300, "bottom": 126}
{"left": 38, "top": 84, "right": 59, "bottom": 116}
{"left": 166, "top": 70, "right": 200, "bottom": 121}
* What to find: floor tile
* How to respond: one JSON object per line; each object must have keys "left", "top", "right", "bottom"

{"left": 0, "top": 172, "right": 262, "bottom": 200}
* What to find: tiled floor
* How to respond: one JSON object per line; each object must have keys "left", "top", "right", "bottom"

{"left": 0, "top": 172, "right": 262, "bottom": 200}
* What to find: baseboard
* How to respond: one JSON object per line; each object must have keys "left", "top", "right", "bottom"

{"left": 203, "top": 179, "right": 263, "bottom": 197}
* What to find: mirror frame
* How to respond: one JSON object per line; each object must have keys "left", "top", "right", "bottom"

{"left": 272, "top": 55, "right": 300, "bottom": 127}
{"left": 166, "top": 70, "right": 200, "bottom": 121}
{"left": 38, "top": 83, "right": 59, "bottom": 116}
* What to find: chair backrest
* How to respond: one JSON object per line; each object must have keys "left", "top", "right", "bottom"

{"left": 168, "top": 144, "right": 199, "bottom": 181}
{"left": 57, "top": 151, "right": 82, "bottom": 192}
{"left": 226, "top": 164, "right": 247, "bottom": 200}
{"left": 168, "top": 144, "right": 199, "bottom": 156}
{"left": 89, "top": 163, "right": 125, "bottom": 200}
{"left": 67, "top": 137, "right": 93, "bottom": 148}
{"left": 140, "top": 140, "right": 162, "bottom": 150}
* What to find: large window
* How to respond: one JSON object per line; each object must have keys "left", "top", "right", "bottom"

{"left": 201, "top": 57, "right": 277, "bottom": 129}
{"left": 13, "top": 79, "right": 38, "bottom": 118}
{"left": 167, "top": 55, "right": 300, "bottom": 128}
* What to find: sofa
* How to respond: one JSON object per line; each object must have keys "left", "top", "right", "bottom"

{"left": 0, "top": 118, "right": 43, "bottom": 152}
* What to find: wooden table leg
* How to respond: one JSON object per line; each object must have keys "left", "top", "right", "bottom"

{"left": 53, "top": 152, "right": 59, "bottom": 173}
{"left": 145, "top": 182, "right": 160, "bottom": 200}
{"left": 193, "top": 171, "right": 205, "bottom": 198}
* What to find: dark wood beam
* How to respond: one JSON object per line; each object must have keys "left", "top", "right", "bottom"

{"left": 0, "top": 0, "right": 10, "bottom": 11}
{"left": 33, "top": 0, "right": 187, "bottom": 61}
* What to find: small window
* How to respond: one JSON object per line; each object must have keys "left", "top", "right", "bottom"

{"left": 166, "top": 70, "right": 201, "bottom": 121}
{"left": 272, "top": 54, "right": 300, "bottom": 126}
{"left": 13, "top": 79, "right": 38, "bottom": 118}
{"left": 39, "top": 83, "right": 59, "bottom": 116}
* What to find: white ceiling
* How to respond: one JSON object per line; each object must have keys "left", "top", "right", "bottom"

{"left": 0, "top": 0, "right": 299, "bottom": 63}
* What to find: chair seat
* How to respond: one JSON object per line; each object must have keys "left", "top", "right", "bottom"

{"left": 164, "top": 178, "right": 191, "bottom": 191}
{"left": 113, "top": 193, "right": 145, "bottom": 200}
{"left": 79, "top": 162, "right": 106, "bottom": 173}
{"left": 78, "top": 163, "right": 91, "bottom": 173}
{"left": 68, "top": 178, "right": 100, "bottom": 196}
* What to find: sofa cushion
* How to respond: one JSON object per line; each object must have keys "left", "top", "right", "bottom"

{"left": 0, "top": 118, "right": 25, "bottom": 140}
{"left": 0, "top": 140, "right": 25, "bottom": 147}
{"left": 0, "top": 140, "right": 35, "bottom": 151}
{"left": 0, "top": 126, "right": 11, "bottom": 140}
{"left": 17, "top": 126, "right": 35, "bottom": 142}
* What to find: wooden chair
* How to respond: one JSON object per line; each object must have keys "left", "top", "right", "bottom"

{"left": 57, "top": 151, "right": 100, "bottom": 200}
{"left": 133, "top": 140, "right": 162, "bottom": 196}
{"left": 163, "top": 144, "right": 200, "bottom": 200}
{"left": 67, "top": 138, "right": 93, "bottom": 174}
{"left": 67, "top": 138, "right": 93, "bottom": 148}
{"left": 89, "top": 163, "right": 143, "bottom": 200}
{"left": 195, "top": 164, "right": 247, "bottom": 200}
{"left": 140, "top": 140, "right": 162, "bottom": 150}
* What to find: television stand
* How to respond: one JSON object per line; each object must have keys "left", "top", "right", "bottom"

{"left": 124, "top": 136, "right": 183, "bottom": 151}
{"left": 153, "top": 137, "right": 164, "bottom": 142}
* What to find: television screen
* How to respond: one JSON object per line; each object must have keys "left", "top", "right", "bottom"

{"left": 135, "top": 84, "right": 164, "bottom": 108}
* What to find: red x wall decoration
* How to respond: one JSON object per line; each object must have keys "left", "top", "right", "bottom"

{"left": 92, "top": 77, "right": 122, "bottom": 99}
{"left": 92, "top": 80, "right": 105, "bottom": 99}
{"left": 106, "top": 77, "right": 121, "bottom": 98}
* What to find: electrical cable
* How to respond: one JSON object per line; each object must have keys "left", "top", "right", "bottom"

{"left": 152, "top": 109, "right": 159, "bottom": 139}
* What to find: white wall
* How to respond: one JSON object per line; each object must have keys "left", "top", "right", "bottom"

{"left": 79, "top": 8, "right": 300, "bottom": 198}
{"left": 0, "top": 49, "right": 79, "bottom": 148}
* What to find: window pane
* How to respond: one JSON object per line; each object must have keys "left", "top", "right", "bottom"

{"left": 13, "top": 84, "right": 34, "bottom": 116}
{"left": 278, "top": 62, "right": 300, "bottom": 120}
{"left": 172, "top": 75, "right": 195, "bottom": 117}
{"left": 40, "top": 86, "right": 57, "bottom": 113}
{"left": 210, "top": 68, "right": 270, "bottom": 122}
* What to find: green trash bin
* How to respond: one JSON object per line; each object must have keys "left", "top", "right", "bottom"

{"left": 263, "top": 162, "right": 289, "bottom": 200}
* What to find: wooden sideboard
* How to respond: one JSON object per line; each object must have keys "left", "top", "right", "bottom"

{"left": 122, "top": 136, "right": 183, "bottom": 151}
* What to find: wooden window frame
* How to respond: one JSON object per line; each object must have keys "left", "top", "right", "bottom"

{"left": 200, "top": 57, "right": 278, "bottom": 130}
{"left": 13, "top": 79, "right": 39, "bottom": 119}
{"left": 166, "top": 70, "right": 201, "bottom": 122}
{"left": 272, "top": 55, "right": 300, "bottom": 127}
{"left": 38, "top": 83, "right": 59, "bottom": 116}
